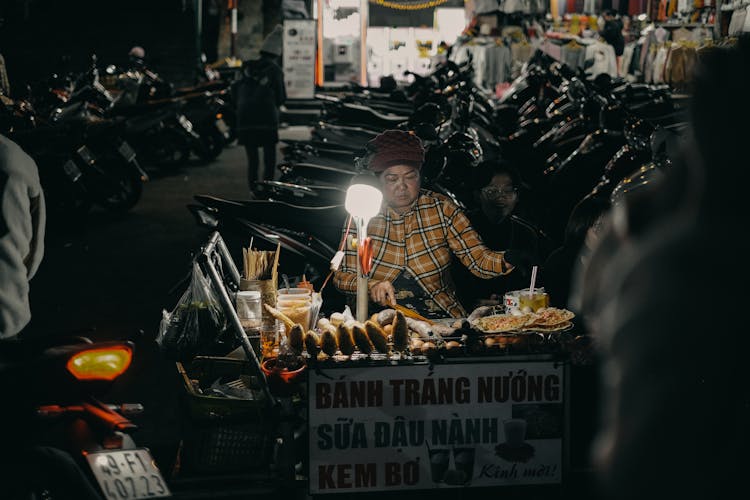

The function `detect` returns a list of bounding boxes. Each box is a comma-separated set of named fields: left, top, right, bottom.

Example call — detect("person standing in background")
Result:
left=600, top=9, right=625, bottom=75
left=453, top=161, right=545, bottom=310
left=233, top=24, right=286, bottom=194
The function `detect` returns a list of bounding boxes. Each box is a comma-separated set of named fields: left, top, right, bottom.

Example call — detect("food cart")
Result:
left=168, top=231, right=585, bottom=496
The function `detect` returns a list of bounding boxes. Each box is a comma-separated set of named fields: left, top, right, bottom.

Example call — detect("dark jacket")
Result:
left=233, top=55, right=286, bottom=133
left=600, top=18, right=625, bottom=57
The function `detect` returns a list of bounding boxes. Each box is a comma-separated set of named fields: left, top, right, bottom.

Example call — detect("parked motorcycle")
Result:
left=4, top=96, right=148, bottom=215
left=0, top=336, right=170, bottom=499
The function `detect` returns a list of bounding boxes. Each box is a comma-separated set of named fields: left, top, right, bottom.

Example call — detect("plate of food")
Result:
left=522, top=307, right=575, bottom=330
left=471, top=313, right=534, bottom=333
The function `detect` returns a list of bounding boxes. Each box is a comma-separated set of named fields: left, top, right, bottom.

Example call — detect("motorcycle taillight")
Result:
left=66, top=345, right=133, bottom=381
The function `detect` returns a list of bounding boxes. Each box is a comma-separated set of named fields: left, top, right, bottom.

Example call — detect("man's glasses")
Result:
left=481, top=186, right=517, bottom=198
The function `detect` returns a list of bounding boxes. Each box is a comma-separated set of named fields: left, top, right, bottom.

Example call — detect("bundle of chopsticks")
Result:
left=242, top=244, right=276, bottom=280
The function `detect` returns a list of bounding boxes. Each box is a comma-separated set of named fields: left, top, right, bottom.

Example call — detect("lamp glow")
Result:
left=344, top=182, right=383, bottom=322
left=345, top=184, right=382, bottom=221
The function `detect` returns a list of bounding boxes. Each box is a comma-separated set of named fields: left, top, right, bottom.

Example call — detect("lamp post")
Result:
left=344, top=182, right=383, bottom=322
left=229, top=0, right=238, bottom=59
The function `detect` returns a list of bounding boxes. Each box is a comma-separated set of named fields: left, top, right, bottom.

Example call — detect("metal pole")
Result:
left=355, top=217, right=369, bottom=322
left=195, top=0, right=203, bottom=68
left=359, top=0, right=368, bottom=86
left=230, top=0, right=238, bottom=59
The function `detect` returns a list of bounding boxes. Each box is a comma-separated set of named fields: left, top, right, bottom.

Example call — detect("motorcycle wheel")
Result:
left=152, top=128, right=192, bottom=168
left=89, top=160, right=143, bottom=214
left=195, top=127, right=225, bottom=162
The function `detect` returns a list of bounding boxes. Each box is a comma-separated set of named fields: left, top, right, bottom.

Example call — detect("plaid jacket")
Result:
left=332, top=190, right=513, bottom=318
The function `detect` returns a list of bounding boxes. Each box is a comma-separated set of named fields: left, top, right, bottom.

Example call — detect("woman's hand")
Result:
left=370, top=281, right=396, bottom=307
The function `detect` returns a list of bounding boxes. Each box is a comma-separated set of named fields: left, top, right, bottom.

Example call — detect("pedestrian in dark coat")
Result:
left=233, top=24, right=286, bottom=192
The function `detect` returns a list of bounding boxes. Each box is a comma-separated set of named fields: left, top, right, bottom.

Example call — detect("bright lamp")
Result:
left=345, top=184, right=382, bottom=222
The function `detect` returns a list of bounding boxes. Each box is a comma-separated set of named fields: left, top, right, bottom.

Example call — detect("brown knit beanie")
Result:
left=366, top=130, right=425, bottom=173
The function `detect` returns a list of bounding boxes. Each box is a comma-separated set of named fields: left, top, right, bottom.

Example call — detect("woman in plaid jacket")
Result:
left=333, top=130, right=523, bottom=319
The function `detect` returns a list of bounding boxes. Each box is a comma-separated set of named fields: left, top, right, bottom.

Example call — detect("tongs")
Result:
left=392, top=303, right=436, bottom=325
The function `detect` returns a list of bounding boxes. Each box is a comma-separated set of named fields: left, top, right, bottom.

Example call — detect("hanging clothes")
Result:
left=652, top=44, right=670, bottom=83
left=667, top=0, right=678, bottom=17
left=503, top=0, right=525, bottom=13
left=483, top=42, right=513, bottom=89
left=511, top=39, right=536, bottom=77
left=561, top=40, right=587, bottom=68
left=629, top=0, right=647, bottom=16
left=728, top=8, right=747, bottom=36
left=643, top=44, right=658, bottom=82
left=584, top=40, right=618, bottom=77
left=474, top=0, right=501, bottom=15
left=665, top=44, right=698, bottom=89
left=620, top=43, right=635, bottom=77
left=672, top=27, right=693, bottom=42
left=654, top=26, right=670, bottom=42
left=658, top=0, right=668, bottom=21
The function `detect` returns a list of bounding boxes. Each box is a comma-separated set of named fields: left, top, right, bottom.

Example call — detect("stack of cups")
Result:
left=276, top=288, right=313, bottom=331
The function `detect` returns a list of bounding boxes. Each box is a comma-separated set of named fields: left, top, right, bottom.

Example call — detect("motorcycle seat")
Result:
left=341, top=102, right=409, bottom=123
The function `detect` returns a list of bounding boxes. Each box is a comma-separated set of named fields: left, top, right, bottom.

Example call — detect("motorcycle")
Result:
left=5, top=97, right=148, bottom=216
left=0, top=336, right=170, bottom=499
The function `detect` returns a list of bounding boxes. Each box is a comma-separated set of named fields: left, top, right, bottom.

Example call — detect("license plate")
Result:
left=118, top=141, right=137, bottom=162
left=63, top=160, right=82, bottom=182
left=216, top=118, right=229, bottom=137
left=86, top=449, right=171, bottom=499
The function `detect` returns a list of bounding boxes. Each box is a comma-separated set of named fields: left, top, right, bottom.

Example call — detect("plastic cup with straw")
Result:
left=519, top=265, right=547, bottom=312
left=528, top=265, right=538, bottom=297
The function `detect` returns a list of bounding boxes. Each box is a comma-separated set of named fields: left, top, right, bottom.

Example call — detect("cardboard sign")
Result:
left=308, top=360, right=565, bottom=494
left=283, top=19, right=316, bottom=99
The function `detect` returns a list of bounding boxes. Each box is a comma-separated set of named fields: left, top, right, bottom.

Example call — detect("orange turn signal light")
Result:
left=216, top=113, right=223, bottom=120
left=66, top=346, right=133, bottom=381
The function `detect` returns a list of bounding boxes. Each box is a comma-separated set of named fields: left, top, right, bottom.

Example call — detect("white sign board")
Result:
left=308, top=360, right=565, bottom=494
left=283, top=19, right=316, bottom=99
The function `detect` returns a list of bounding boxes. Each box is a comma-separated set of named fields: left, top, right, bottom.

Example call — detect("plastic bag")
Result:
left=157, top=262, right=226, bottom=362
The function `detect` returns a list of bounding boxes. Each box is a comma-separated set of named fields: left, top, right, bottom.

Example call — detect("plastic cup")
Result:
left=428, top=449, right=450, bottom=483
left=504, top=418, right=527, bottom=447
left=277, top=287, right=312, bottom=298
left=259, top=321, right=282, bottom=360
left=453, top=448, right=476, bottom=482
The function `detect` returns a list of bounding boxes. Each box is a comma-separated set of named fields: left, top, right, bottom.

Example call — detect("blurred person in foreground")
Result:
left=577, top=36, right=750, bottom=500
left=0, top=134, right=44, bottom=339
left=333, top=130, right=525, bottom=319
left=0, top=137, right=97, bottom=499
left=541, top=194, right=610, bottom=309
